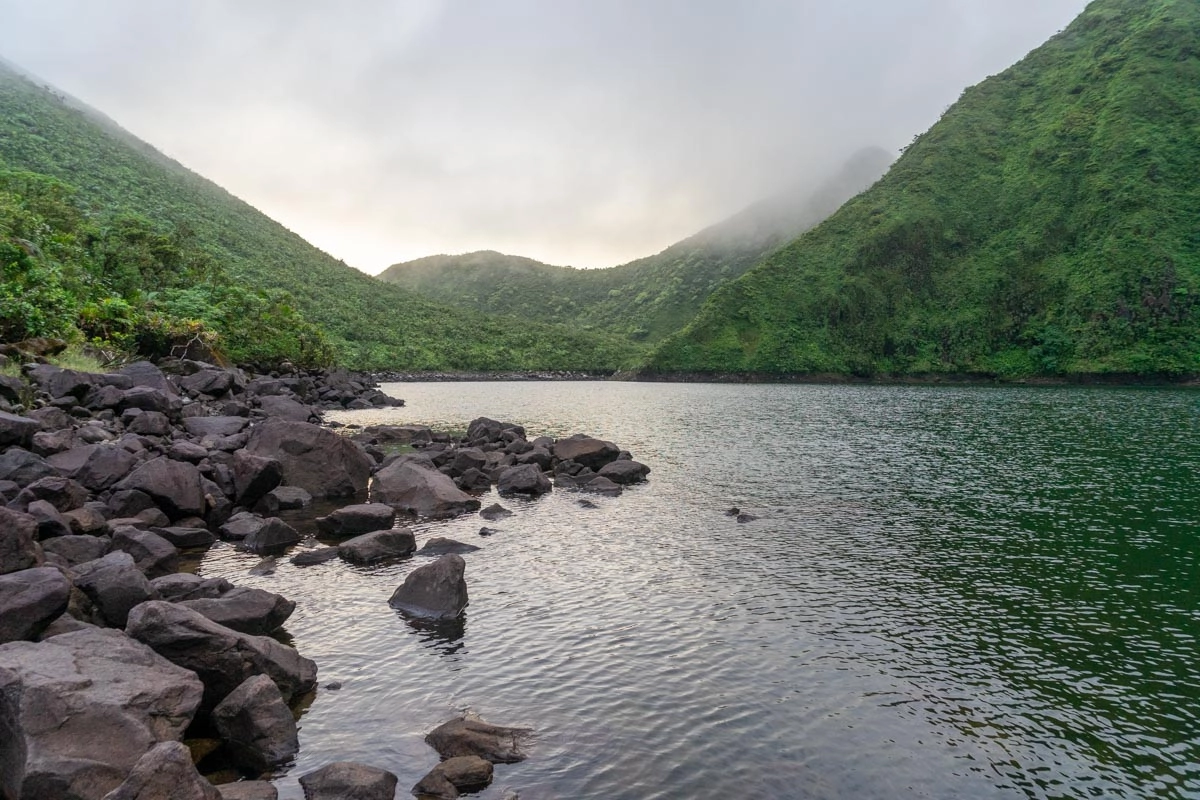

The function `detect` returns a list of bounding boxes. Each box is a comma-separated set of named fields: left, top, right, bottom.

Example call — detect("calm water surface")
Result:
left=199, top=382, right=1200, bottom=799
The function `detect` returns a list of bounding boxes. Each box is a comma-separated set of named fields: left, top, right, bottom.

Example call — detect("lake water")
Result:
left=198, top=381, right=1200, bottom=799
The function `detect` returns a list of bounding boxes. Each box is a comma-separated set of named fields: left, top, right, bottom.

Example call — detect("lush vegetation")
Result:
left=647, top=0, right=1200, bottom=379
left=378, top=148, right=891, bottom=344
left=0, top=63, right=640, bottom=371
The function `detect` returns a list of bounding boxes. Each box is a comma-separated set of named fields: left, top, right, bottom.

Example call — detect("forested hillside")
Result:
left=0, top=61, right=640, bottom=370
left=646, top=0, right=1200, bottom=379
left=379, top=148, right=891, bottom=343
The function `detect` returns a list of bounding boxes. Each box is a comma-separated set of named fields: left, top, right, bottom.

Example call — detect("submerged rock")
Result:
left=211, top=675, right=299, bottom=772
left=388, top=554, right=468, bottom=620
left=416, top=537, right=481, bottom=556
left=425, top=713, right=532, bottom=764
left=337, top=528, right=416, bottom=565
left=478, top=503, right=513, bottom=521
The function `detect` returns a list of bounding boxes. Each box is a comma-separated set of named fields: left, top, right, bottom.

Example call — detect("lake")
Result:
left=198, top=381, right=1200, bottom=799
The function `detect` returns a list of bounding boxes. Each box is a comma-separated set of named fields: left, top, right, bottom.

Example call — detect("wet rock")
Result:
left=249, top=557, right=277, bottom=576
left=0, top=508, right=42, bottom=574
left=577, top=498, right=599, bottom=509
left=496, top=464, right=552, bottom=497
left=100, top=740, right=221, bottom=800
left=580, top=475, right=623, bottom=496
left=178, top=587, right=295, bottom=635
left=0, top=410, right=38, bottom=449
left=219, top=511, right=264, bottom=541
left=736, top=513, right=758, bottom=523
left=723, top=507, right=740, bottom=517
left=388, top=554, right=468, bottom=620
left=114, top=457, right=206, bottom=520
left=478, top=527, right=500, bottom=537
left=416, top=537, right=481, bottom=556
left=231, top=451, right=283, bottom=508
left=597, top=459, right=650, bottom=485
left=298, top=762, right=397, bottom=800
left=425, top=714, right=532, bottom=764
left=337, top=528, right=416, bottom=565
left=553, top=433, right=620, bottom=471
left=238, top=518, right=301, bottom=555
left=0, top=627, right=202, bottom=800
left=290, top=547, right=340, bottom=567
left=110, top=528, right=180, bottom=579
left=0, top=567, right=70, bottom=643
left=245, top=420, right=371, bottom=498
left=49, top=444, right=138, bottom=491
left=372, top=457, right=481, bottom=519
left=454, top=467, right=492, bottom=493
left=211, top=675, right=299, bottom=772
left=414, top=755, right=494, bottom=799
left=315, top=503, right=395, bottom=538
left=125, top=600, right=317, bottom=707
left=261, top=485, right=311, bottom=511
left=151, top=574, right=233, bottom=601
left=478, top=503, right=513, bottom=521
left=74, top=551, right=159, bottom=627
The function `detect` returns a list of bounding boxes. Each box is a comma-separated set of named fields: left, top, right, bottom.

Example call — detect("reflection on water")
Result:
left=199, top=382, right=1200, bottom=799
left=399, top=612, right=468, bottom=658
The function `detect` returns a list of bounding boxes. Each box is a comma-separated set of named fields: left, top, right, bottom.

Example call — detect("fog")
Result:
left=0, top=0, right=1088, bottom=271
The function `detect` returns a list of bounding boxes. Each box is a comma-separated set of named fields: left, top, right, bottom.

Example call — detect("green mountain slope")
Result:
left=378, top=148, right=892, bottom=343
left=0, top=61, right=640, bottom=370
left=646, top=0, right=1200, bottom=379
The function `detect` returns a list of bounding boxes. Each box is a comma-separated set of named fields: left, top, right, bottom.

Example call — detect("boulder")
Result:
left=0, top=508, right=42, bottom=574
left=231, top=451, right=282, bottom=508
left=0, top=665, right=24, bottom=800
left=337, top=528, right=416, bottom=565
left=465, top=417, right=524, bottom=445
left=596, top=459, right=651, bottom=485
left=496, top=464, right=552, bottom=497
left=219, top=511, right=264, bottom=541
left=177, top=587, right=295, bottom=635
left=215, top=782, right=277, bottom=800
left=388, top=554, right=468, bottom=620
left=0, top=627, right=202, bottom=800
left=454, top=468, right=492, bottom=493
left=63, top=505, right=110, bottom=536
left=238, top=518, right=301, bottom=555
left=244, top=420, right=371, bottom=498
left=119, top=362, right=176, bottom=395
left=179, top=369, right=236, bottom=397
left=40, top=535, right=108, bottom=567
left=553, top=434, right=620, bottom=471
left=261, top=486, right=311, bottom=511
left=413, top=755, right=493, bottom=799
left=125, top=600, right=317, bottom=707
left=110, top=528, right=180, bottom=579
left=478, top=503, right=513, bottom=521
left=449, top=447, right=487, bottom=476
left=31, top=429, right=76, bottom=457
left=48, top=445, right=138, bottom=492
left=211, top=675, right=299, bottom=772
left=0, top=411, right=39, bottom=449
left=290, top=547, right=340, bottom=567
left=415, top=537, right=480, bottom=556
left=100, top=741, right=221, bottom=800
left=27, top=499, right=72, bottom=539
left=116, top=387, right=178, bottom=417
left=126, top=411, right=171, bottom=437
left=73, top=552, right=159, bottom=628
left=0, top=447, right=56, bottom=485
left=372, top=457, right=481, bottom=520
left=114, top=457, right=206, bottom=520
left=150, top=526, right=216, bottom=549
left=424, top=713, right=532, bottom=763
left=182, top=416, right=249, bottom=438
left=0, top=567, right=70, bottom=643
left=166, top=441, right=209, bottom=464
left=297, top=762, right=397, bottom=800
left=315, top=503, right=394, bottom=538
left=255, top=395, right=314, bottom=422
left=150, top=574, right=232, bottom=602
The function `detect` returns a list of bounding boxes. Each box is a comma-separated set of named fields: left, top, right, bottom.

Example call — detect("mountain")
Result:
left=378, top=147, right=892, bottom=343
left=0, top=61, right=640, bottom=371
left=646, top=0, right=1200, bottom=379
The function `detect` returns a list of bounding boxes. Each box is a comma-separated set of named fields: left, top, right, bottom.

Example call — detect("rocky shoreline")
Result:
left=0, top=357, right=649, bottom=800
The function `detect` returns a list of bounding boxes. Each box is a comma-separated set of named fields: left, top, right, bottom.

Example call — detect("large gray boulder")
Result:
left=337, top=529, right=415, bottom=565
left=388, top=554, right=468, bottom=620
left=238, top=518, right=301, bottom=555
left=255, top=395, right=313, bottom=422
left=99, top=741, right=220, bottom=800
left=0, top=628, right=203, bottom=800
left=495, top=464, right=551, bottom=497
left=73, top=552, right=159, bottom=628
left=372, top=457, right=480, bottom=519
left=47, top=445, right=138, bottom=492
left=297, top=762, right=397, bottom=800
left=211, top=675, right=298, bottom=772
left=231, top=451, right=282, bottom=508
left=314, top=503, right=394, bottom=538
left=110, top=528, right=179, bottom=579
left=244, top=420, right=371, bottom=498
left=0, top=508, right=42, bottom=575
left=125, top=601, right=317, bottom=707
left=597, top=459, right=651, bottom=485
left=0, top=411, right=39, bottom=449
left=424, top=713, right=532, bottom=763
left=0, top=567, right=70, bottom=643
left=40, top=535, right=108, bottom=567
left=177, top=587, right=295, bottom=635
left=182, top=416, right=248, bottom=438
left=113, top=458, right=206, bottom=520
left=553, top=434, right=620, bottom=471
left=0, top=448, right=56, bottom=486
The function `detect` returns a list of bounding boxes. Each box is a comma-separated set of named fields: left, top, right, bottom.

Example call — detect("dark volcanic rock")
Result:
left=47, top=444, right=138, bottom=492
left=478, top=503, right=513, bottom=521
left=231, top=450, right=283, bottom=507
left=0, top=411, right=39, bottom=449
left=388, top=554, right=468, bottom=620
left=211, top=674, right=299, bottom=772
left=496, top=464, right=552, bottom=497
left=40, top=534, right=109, bottom=567
left=597, top=459, right=651, bottom=485
left=150, top=574, right=233, bottom=601
left=74, top=551, right=158, bottom=628
left=416, top=537, right=481, bottom=556
left=0, top=627, right=202, bottom=800
left=336, top=528, right=416, bottom=565
left=114, top=457, right=206, bottom=520
left=425, top=714, right=533, bottom=764
left=256, top=395, right=314, bottom=422
left=0, top=567, right=70, bottom=643
left=178, top=587, right=295, bottom=635
left=239, top=518, right=301, bottom=555
left=412, top=755, right=494, bottom=799
left=101, top=740, right=221, bottom=800
left=372, top=457, right=480, bottom=519
left=110, top=527, right=180, bottom=579
left=315, top=503, right=395, bottom=538
left=125, top=600, right=317, bottom=707
left=182, top=416, right=249, bottom=438
left=215, top=781, right=277, bottom=800
left=553, top=433, right=620, bottom=471
left=290, top=547, right=340, bottom=567
left=219, top=511, right=264, bottom=541
left=150, top=526, right=216, bottom=549
left=0, top=508, right=42, bottom=574
left=0, top=447, right=56, bottom=485
left=244, top=419, right=371, bottom=498
left=298, top=762, right=398, bottom=800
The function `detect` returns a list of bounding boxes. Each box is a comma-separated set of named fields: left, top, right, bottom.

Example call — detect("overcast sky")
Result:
left=0, top=1, right=1088, bottom=272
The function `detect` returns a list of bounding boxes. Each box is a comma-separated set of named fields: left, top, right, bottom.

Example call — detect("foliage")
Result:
left=377, top=149, right=892, bottom=345
left=0, top=65, right=641, bottom=371
left=645, top=0, right=1200, bottom=378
